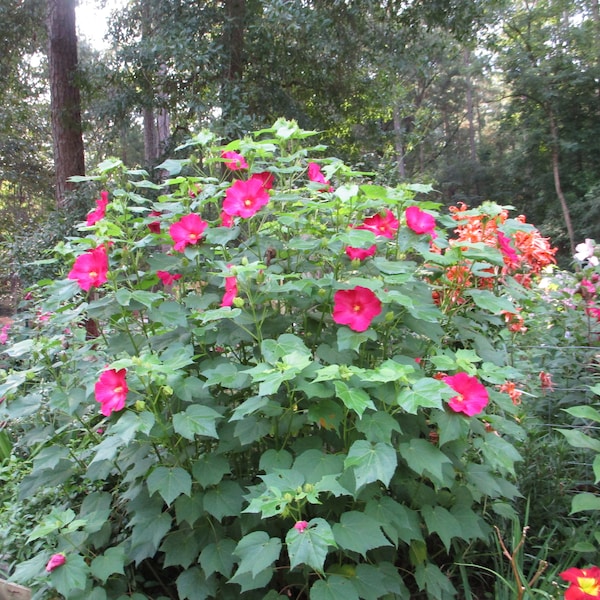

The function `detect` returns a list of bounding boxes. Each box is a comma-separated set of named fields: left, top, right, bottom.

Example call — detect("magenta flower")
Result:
left=405, top=206, right=436, bottom=238
left=220, top=210, right=234, bottom=227
left=361, top=210, right=399, bottom=239
left=308, top=162, right=328, bottom=185
left=443, top=372, right=489, bottom=416
left=95, top=368, right=128, bottom=417
left=333, top=286, right=382, bottom=332
left=223, top=175, right=270, bottom=218
left=0, top=323, right=10, bottom=344
left=497, top=231, right=519, bottom=266
left=221, top=150, right=248, bottom=170
left=157, top=271, right=182, bottom=286
left=45, top=553, right=66, bottom=572
left=221, top=269, right=238, bottom=307
left=345, top=245, right=376, bottom=261
left=294, top=520, right=309, bottom=533
left=169, top=214, right=208, bottom=252
left=254, top=171, right=275, bottom=190
left=68, top=246, right=109, bottom=291
left=86, top=190, right=109, bottom=226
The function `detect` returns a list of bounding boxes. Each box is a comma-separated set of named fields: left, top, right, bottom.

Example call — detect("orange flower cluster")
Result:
left=447, top=203, right=556, bottom=286
left=431, top=203, right=556, bottom=313
left=498, top=381, right=523, bottom=405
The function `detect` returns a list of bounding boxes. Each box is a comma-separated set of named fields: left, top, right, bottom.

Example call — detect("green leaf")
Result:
left=310, top=576, right=359, bottom=600
left=286, top=518, right=336, bottom=573
left=173, top=405, right=221, bottom=440
left=354, top=562, right=410, bottom=599
left=50, top=553, right=89, bottom=596
left=475, top=433, right=523, bottom=475
left=199, top=539, right=237, bottom=577
left=398, top=439, right=453, bottom=489
left=464, top=289, right=516, bottom=313
left=192, top=454, right=230, bottom=487
left=233, top=531, right=282, bottom=577
left=160, top=524, right=202, bottom=568
left=203, top=480, right=243, bottom=521
left=563, top=405, right=600, bottom=423
left=147, top=466, right=192, bottom=506
left=365, top=496, right=423, bottom=545
left=344, top=440, right=397, bottom=490
left=332, top=511, right=391, bottom=556
left=176, top=567, right=216, bottom=600
left=556, top=428, right=600, bottom=452
left=422, top=505, right=464, bottom=551
left=336, top=327, right=377, bottom=352
left=333, top=380, right=375, bottom=417
left=570, top=492, right=600, bottom=514
left=90, top=546, right=126, bottom=583
left=396, top=378, right=449, bottom=414
left=355, top=411, right=402, bottom=443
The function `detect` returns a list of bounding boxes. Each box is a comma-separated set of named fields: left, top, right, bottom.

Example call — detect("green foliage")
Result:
left=0, top=120, right=562, bottom=598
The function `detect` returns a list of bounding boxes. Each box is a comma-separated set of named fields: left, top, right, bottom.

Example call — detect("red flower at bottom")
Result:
left=294, top=520, right=309, bottom=533
left=332, top=286, right=382, bottom=332
left=560, top=566, right=600, bottom=600
left=443, top=372, right=489, bottom=416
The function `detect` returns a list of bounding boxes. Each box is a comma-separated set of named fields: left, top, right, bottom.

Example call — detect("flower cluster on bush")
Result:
left=0, top=119, right=580, bottom=600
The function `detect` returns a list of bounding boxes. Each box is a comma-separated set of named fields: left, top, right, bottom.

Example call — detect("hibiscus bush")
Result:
left=0, top=119, right=567, bottom=599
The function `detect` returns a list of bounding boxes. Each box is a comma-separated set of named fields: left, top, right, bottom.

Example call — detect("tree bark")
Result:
left=47, top=0, right=85, bottom=208
left=548, top=108, right=576, bottom=255
left=393, top=104, right=407, bottom=179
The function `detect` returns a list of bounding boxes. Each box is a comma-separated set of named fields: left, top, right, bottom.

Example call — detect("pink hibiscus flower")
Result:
left=157, top=271, right=182, bottom=286
left=95, top=368, right=128, bottom=417
left=443, top=372, right=489, bottom=416
left=223, top=174, right=270, bottom=218
left=221, top=150, right=248, bottom=171
left=405, top=206, right=437, bottom=238
left=45, top=553, right=66, bottom=572
left=86, top=190, right=109, bottom=226
left=332, top=286, right=382, bottom=332
left=169, top=214, right=208, bottom=252
left=221, top=269, right=238, bottom=307
left=361, top=210, right=399, bottom=239
left=254, top=171, right=275, bottom=190
left=68, top=246, right=109, bottom=291
left=345, top=245, right=377, bottom=261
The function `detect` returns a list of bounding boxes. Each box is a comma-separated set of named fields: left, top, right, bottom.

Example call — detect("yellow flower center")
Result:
left=454, top=393, right=464, bottom=403
left=89, top=271, right=97, bottom=278
left=114, top=386, right=123, bottom=394
left=578, top=577, right=600, bottom=595
left=353, top=303, right=362, bottom=312
left=189, top=233, right=198, bottom=241
left=244, top=198, right=253, bottom=207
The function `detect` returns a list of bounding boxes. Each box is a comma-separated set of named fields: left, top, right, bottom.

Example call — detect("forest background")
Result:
left=2, top=0, right=600, bottom=301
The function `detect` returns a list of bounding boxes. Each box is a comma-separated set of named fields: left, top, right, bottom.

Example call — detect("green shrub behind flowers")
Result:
left=0, top=120, right=554, bottom=599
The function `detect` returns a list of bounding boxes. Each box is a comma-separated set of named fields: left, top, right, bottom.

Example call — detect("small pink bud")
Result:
left=294, top=520, right=309, bottom=533
left=45, top=553, right=66, bottom=572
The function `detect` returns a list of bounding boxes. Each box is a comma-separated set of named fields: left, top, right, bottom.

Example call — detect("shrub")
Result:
left=0, top=119, right=558, bottom=599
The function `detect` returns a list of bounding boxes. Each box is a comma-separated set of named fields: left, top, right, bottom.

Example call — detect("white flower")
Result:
left=574, top=238, right=599, bottom=265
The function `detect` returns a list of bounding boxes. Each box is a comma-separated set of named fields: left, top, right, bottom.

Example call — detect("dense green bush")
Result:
left=0, top=120, right=585, bottom=600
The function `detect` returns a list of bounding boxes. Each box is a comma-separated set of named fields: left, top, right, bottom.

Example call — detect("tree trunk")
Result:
left=143, top=107, right=158, bottom=165
left=548, top=108, right=576, bottom=255
left=47, top=0, right=85, bottom=208
left=393, top=104, right=407, bottom=179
